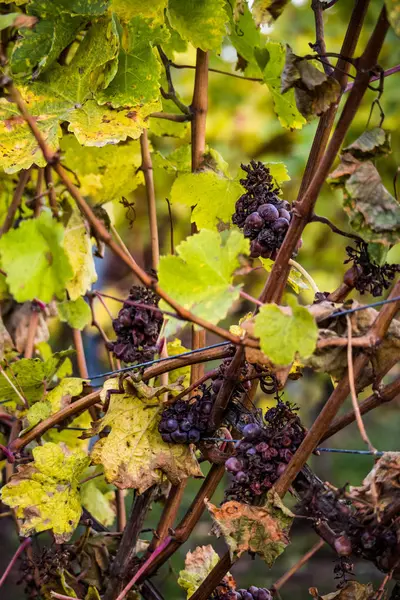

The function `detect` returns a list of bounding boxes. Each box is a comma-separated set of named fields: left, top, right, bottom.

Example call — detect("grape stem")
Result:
left=140, top=129, right=160, bottom=272
left=288, top=259, right=320, bottom=295
left=0, top=169, right=31, bottom=236
left=0, top=537, right=32, bottom=589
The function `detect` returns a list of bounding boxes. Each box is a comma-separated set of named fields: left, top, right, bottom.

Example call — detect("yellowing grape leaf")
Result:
left=0, top=211, right=73, bottom=303
left=386, top=0, right=400, bottom=36
left=57, top=297, right=92, bottom=330
left=262, top=41, right=306, bottom=130
left=67, top=99, right=159, bottom=146
left=1, top=442, right=90, bottom=542
left=167, top=0, right=228, bottom=52
left=178, top=545, right=221, bottom=598
left=60, top=136, right=143, bottom=203
left=158, top=229, right=250, bottom=336
left=63, top=208, right=97, bottom=301
left=109, top=0, right=167, bottom=22
left=253, top=295, right=318, bottom=365
left=170, top=171, right=243, bottom=230
left=207, top=492, right=293, bottom=565
left=90, top=378, right=203, bottom=492
left=80, top=466, right=115, bottom=527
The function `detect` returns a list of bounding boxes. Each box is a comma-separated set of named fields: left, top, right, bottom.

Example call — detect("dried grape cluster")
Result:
left=232, top=161, right=298, bottom=259
left=159, top=358, right=253, bottom=445
left=344, top=242, right=400, bottom=297
left=225, top=401, right=306, bottom=503
left=212, top=586, right=272, bottom=600
left=108, top=285, right=163, bottom=364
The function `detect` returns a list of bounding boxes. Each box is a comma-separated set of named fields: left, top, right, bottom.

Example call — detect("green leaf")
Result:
left=109, top=0, right=167, bottom=23
left=1, top=442, right=90, bottom=542
left=229, top=3, right=261, bottom=75
left=0, top=212, right=73, bottom=303
left=53, top=0, right=110, bottom=15
left=60, top=135, right=143, bottom=202
left=158, top=229, right=250, bottom=336
left=10, top=3, right=86, bottom=77
left=42, top=349, right=76, bottom=383
left=178, top=545, right=220, bottom=598
left=254, top=295, right=318, bottom=365
left=252, top=0, right=290, bottom=24
left=63, top=208, right=97, bottom=300
left=264, top=162, right=291, bottom=187
left=262, top=41, right=306, bottom=130
left=96, top=16, right=164, bottom=108
left=167, top=0, right=229, bottom=52
left=207, top=491, right=293, bottom=565
left=57, top=297, right=92, bottom=330
left=329, top=153, right=400, bottom=246
left=385, top=0, right=400, bottom=36
left=170, top=171, right=243, bottom=230
left=153, top=144, right=192, bottom=174
left=90, top=378, right=203, bottom=492
left=80, top=467, right=115, bottom=527
left=24, top=400, right=52, bottom=429
left=85, top=587, right=102, bottom=600
left=0, top=13, right=31, bottom=31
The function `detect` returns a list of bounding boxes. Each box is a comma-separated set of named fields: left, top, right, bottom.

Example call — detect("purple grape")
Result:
left=258, top=590, right=272, bottom=600
left=165, top=418, right=178, bottom=432
left=162, top=433, right=172, bottom=443
left=260, top=249, right=272, bottom=259
left=236, top=471, right=249, bottom=484
left=249, top=586, right=259, bottom=596
left=250, top=239, right=262, bottom=258
left=171, top=430, right=188, bottom=443
left=188, top=429, right=200, bottom=443
left=272, top=217, right=289, bottom=232
left=225, top=457, right=243, bottom=473
left=242, top=423, right=262, bottom=441
left=281, top=200, right=290, bottom=210
left=279, top=208, right=291, bottom=221
left=277, top=462, right=287, bottom=476
left=245, top=212, right=264, bottom=230
left=212, top=379, right=223, bottom=393
left=201, top=402, right=213, bottom=415
left=257, top=203, right=279, bottom=222
left=180, top=420, right=191, bottom=432
left=246, top=447, right=257, bottom=456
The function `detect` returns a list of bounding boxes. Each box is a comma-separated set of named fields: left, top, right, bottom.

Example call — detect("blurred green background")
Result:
left=1, top=0, right=400, bottom=598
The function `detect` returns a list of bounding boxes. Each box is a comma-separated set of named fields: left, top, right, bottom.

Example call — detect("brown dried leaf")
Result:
left=349, top=452, right=400, bottom=516
left=304, top=301, right=400, bottom=390
left=281, top=45, right=341, bottom=119
left=309, top=581, right=375, bottom=600
left=207, top=492, right=293, bottom=565
left=343, top=127, right=391, bottom=160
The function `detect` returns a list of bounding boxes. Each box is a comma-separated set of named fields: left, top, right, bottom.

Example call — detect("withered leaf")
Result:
left=349, top=452, right=400, bottom=516
left=207, top=492, right=293, bottom=565
left=309, top=581, right=375, bottom=600
left=281, top=45, right=341, bottom=119
left=343, top=127, right=391, bottom=160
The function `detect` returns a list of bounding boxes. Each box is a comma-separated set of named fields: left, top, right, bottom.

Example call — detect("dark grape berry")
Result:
left=344, top=241, right=400, bottom=297
left=225, top=401, right=306, bottom=504
left=232, top=161, right=296, bottom=259
left=108, top=286, right=162, bottom=364
left=257, top=203, right=279, bottom=222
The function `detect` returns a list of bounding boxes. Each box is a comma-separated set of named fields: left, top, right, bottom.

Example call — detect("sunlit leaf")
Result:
left=0, top=212, right=73, bottom=303
left=63, top=208, right=97, bottom=301
left=1, top=442, right=90, bottom=542
left=178, top=546, right=221, bottom=598
left=57, top=297, right=92, bottom=330
left=90, top=378, right=202, bottom=492
left=158, top=229, right=250, bottom=336
left=167, top=0, right=229, bottom=52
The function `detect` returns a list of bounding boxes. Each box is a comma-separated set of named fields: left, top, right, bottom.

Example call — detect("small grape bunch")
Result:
left=108, top=285, right=163, bottom=364
left=232, top=160, right=300, bottom=259
left=158, top=384, right=214, bottom=444
left=211, top=357, right=253, bottom=400
left=225, top=401, right=306, bottom=503
left=212, top=586, right=272, bottom=600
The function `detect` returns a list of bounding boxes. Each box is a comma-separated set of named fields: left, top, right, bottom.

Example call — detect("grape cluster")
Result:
left=108, top=286, right=163, bottom=364
left=159, top=357, right=253, bottom=446
left=232, top=161, right=298, bottom=259
left=158, top=384, right=214, bottom=444
left=212, top=586, right=272, bottom=600
left=225, top=401, right=306, bottom=503
left=344, top=242, right=400, bottom=297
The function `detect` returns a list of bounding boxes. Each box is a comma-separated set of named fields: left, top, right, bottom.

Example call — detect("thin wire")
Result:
left=330, top=296, right=400, bottom=319
left=203, top=439, right=387, bottom=456
left=88, top=341, right=231, bottom=380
